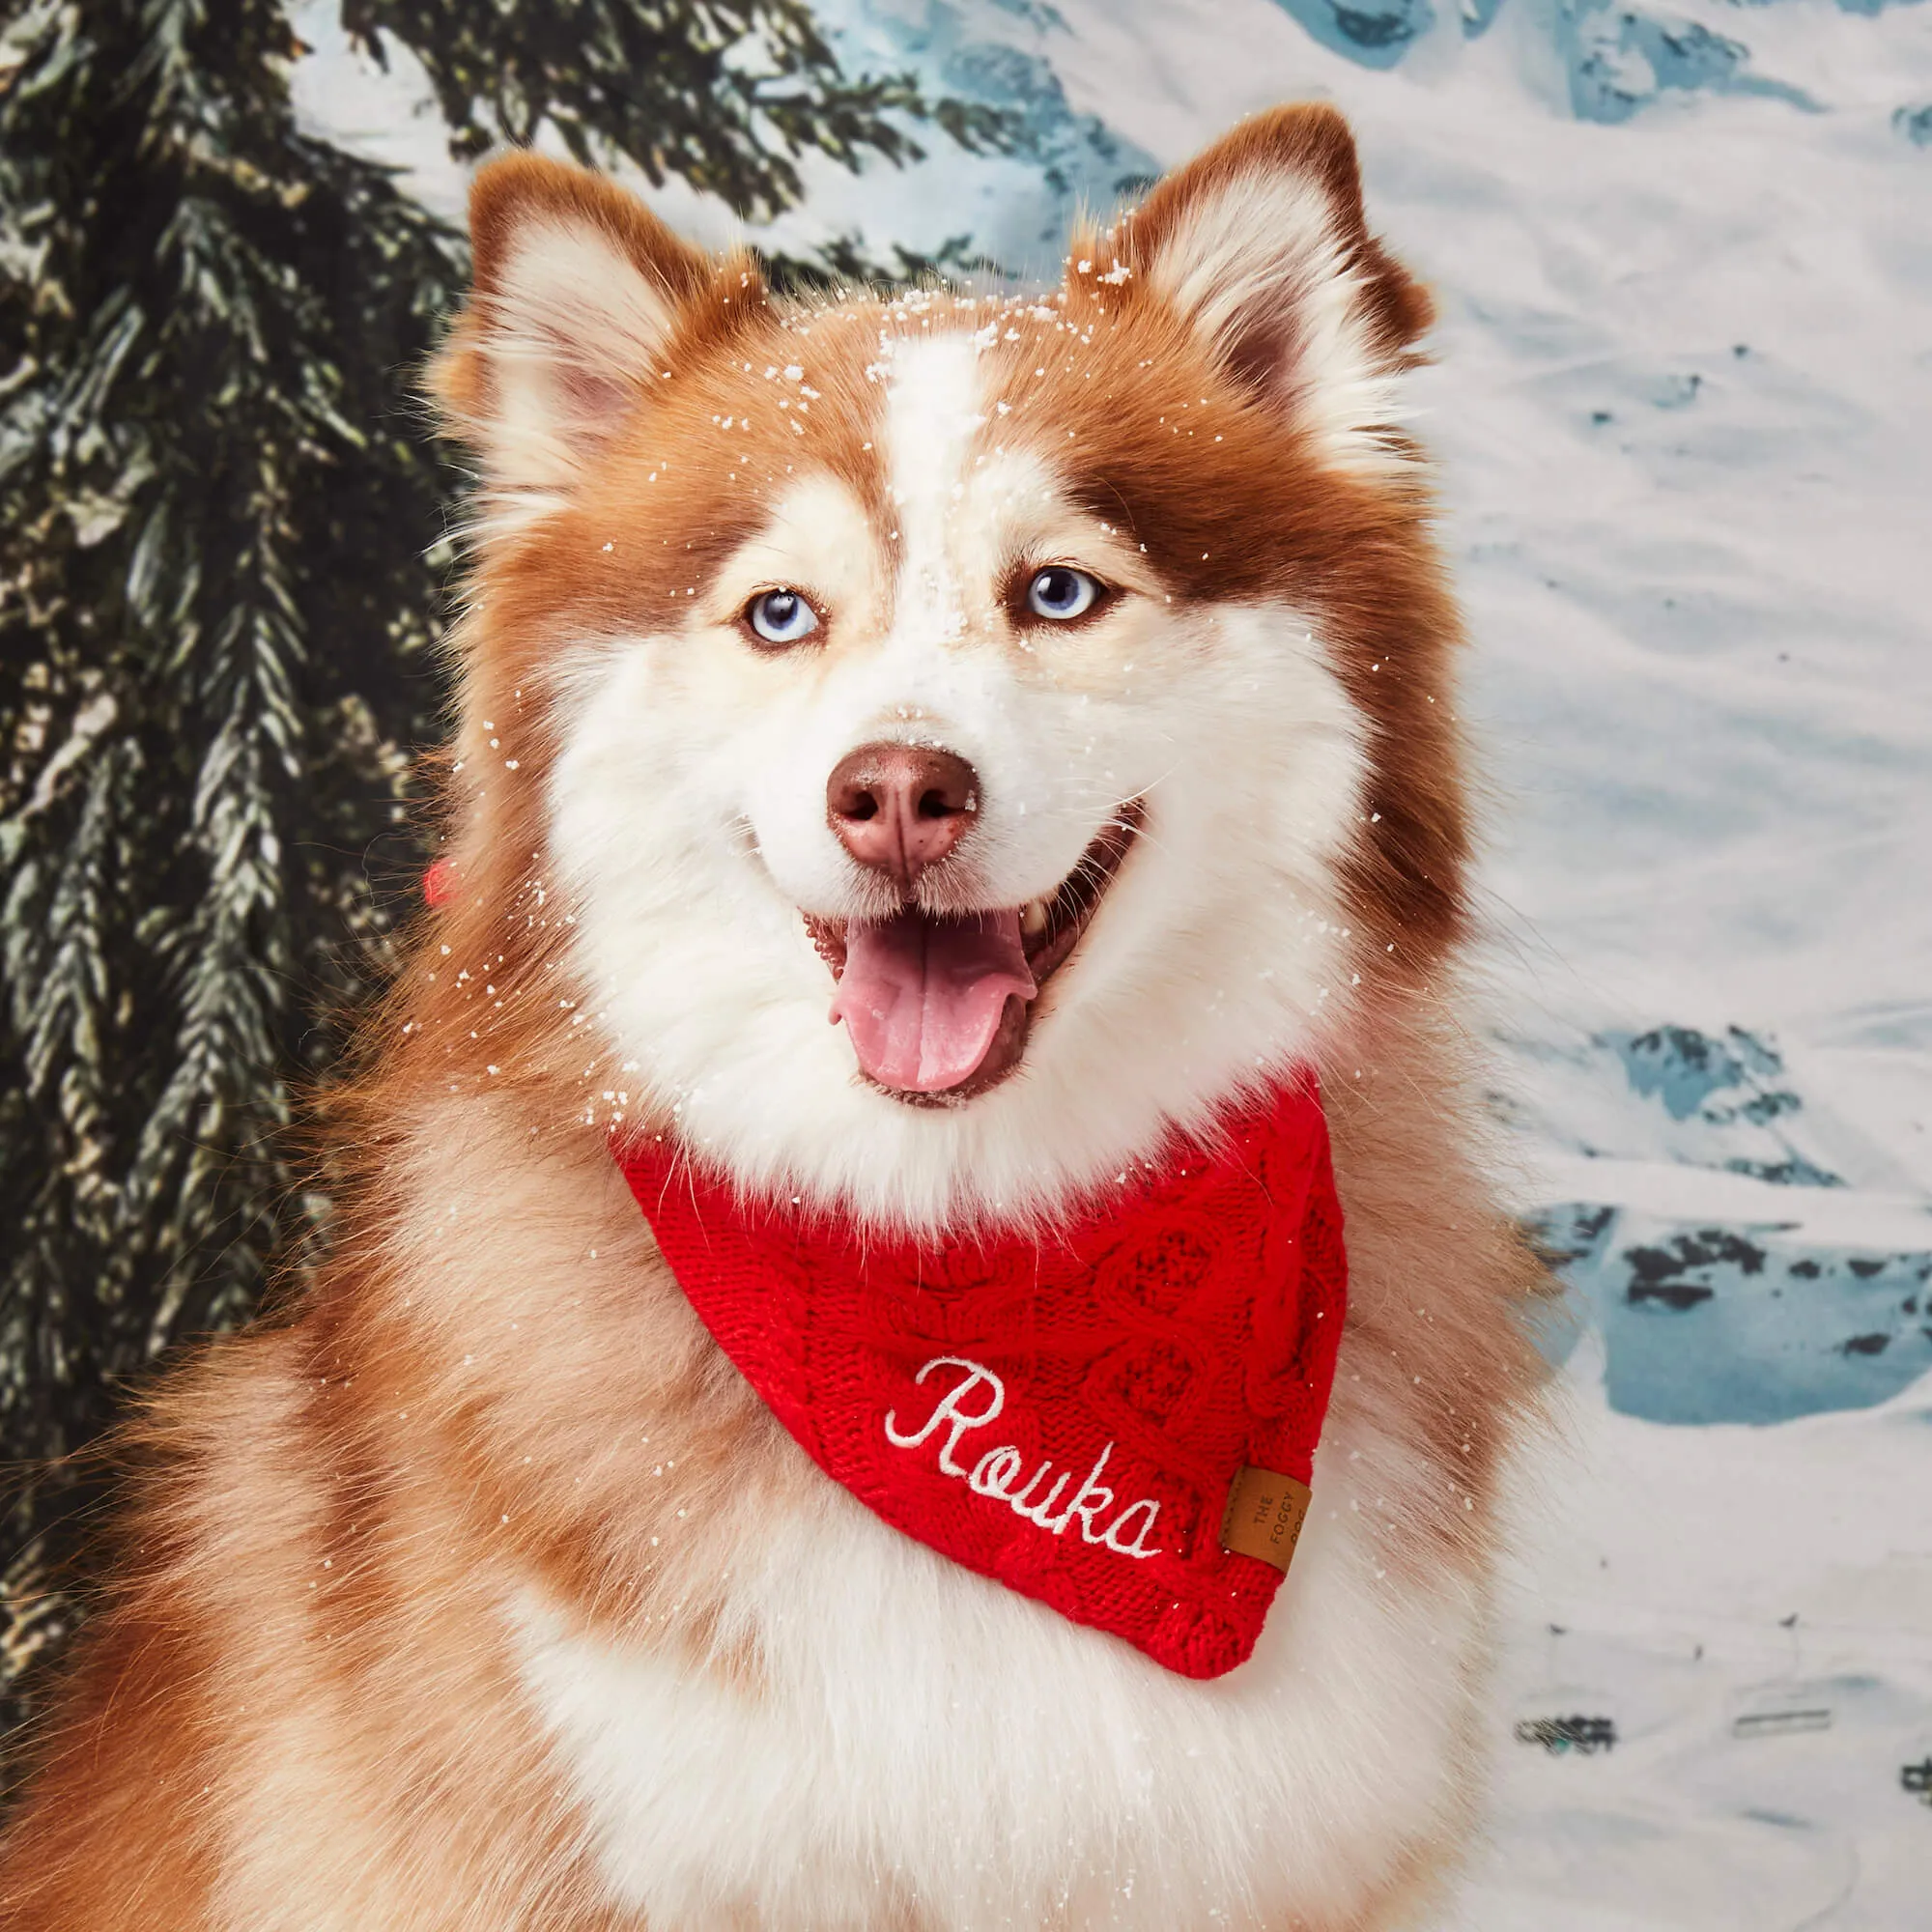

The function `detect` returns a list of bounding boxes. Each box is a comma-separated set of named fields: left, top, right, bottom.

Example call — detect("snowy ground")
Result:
left=297, top=3, right=1932, bottom=1918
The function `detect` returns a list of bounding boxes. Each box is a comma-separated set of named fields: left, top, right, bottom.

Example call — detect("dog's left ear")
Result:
left=1100, top=103, right=1433, bottom=475
left=433, top=151, right=756, bottom=515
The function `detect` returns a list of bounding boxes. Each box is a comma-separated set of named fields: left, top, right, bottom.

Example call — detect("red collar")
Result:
left=616, top=1075, right=1347, bottom=1679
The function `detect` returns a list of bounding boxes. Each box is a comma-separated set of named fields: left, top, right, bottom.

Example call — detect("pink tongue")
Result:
left=830, top=909, right=1037, bottom=1094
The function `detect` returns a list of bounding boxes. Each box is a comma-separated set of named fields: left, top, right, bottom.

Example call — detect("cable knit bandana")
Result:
left=615, top=1075, right=1348, bottom=1679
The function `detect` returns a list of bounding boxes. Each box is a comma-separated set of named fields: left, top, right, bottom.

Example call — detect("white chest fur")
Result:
left=509, top=1406, right=1483, bottom=1932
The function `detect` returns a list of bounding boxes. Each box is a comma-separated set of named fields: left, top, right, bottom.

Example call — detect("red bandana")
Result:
left=616, top=1075, right=1347, bottom=1679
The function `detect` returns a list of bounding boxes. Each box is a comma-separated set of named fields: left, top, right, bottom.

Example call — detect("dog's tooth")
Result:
left=1022, top=899, right=1049, bottom=936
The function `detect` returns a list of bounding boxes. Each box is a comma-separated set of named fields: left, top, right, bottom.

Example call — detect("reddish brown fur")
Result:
left=0, top=105, right=1547, bottom=1928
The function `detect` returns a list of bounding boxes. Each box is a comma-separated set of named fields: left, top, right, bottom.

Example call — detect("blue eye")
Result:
left=746, top=587, right=819, bottom=645
left=1025, top=566, right=1100, bottom=622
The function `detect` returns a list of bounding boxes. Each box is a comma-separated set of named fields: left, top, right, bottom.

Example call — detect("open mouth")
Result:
left=804, top=800, right=1146, bottom=1104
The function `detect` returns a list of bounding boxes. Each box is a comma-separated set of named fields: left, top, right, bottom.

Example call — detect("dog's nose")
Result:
left=827, top=742, right=979, bottom=891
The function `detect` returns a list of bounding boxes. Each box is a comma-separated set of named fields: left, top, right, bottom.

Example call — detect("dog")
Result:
left=0, top=103, right=1545, bottom=1930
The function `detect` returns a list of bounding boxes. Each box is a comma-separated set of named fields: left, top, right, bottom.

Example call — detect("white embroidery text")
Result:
left=883, top=1355, right=1164, bottom=1559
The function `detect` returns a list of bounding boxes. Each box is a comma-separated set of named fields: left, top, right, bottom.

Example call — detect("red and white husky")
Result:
left=0, top=105, right=1544, bottom=1930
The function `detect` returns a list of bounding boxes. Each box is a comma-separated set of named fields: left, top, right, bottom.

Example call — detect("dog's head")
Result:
left=428, top=105, right=1466, bottom=1230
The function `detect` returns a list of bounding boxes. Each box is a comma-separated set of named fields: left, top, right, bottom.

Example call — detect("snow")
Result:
left=292, top=2, right=1932, bottom=1917
left=1453, top=1341, right=1932, bottom=1929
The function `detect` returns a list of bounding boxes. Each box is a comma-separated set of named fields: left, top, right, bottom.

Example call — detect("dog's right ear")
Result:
left=1103, top=103, right=1433, bottom=479
left=432, top=152, right=717, bottom=508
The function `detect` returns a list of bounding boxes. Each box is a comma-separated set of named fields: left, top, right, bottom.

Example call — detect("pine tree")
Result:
left=0, top=0, right=993, bottom=1747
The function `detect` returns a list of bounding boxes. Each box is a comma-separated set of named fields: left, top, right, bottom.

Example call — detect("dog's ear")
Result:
left=433, top=152, right=737, bottom=506
left=1101, top=104, right=1434, bottom=475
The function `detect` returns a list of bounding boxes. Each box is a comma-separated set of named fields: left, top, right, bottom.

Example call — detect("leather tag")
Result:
left=1219, top=1464, right=1313, bottom=1573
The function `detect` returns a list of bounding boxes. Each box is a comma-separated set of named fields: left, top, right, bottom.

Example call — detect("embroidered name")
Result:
left=882, top=1355, right=1163, bottom=1559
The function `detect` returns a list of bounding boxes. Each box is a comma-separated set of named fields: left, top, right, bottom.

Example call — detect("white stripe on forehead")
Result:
left=881, top=330, right=986, bottom=642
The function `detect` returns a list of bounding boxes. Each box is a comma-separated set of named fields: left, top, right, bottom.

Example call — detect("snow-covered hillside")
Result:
left=295, top=3, right=1932, bottom=1918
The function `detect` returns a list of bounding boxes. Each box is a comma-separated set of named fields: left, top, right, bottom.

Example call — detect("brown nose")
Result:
left=826, top=741, right=980, bottom=892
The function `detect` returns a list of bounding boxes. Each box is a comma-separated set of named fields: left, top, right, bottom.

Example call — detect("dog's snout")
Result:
left=827, top=742, right=979, bottom=892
